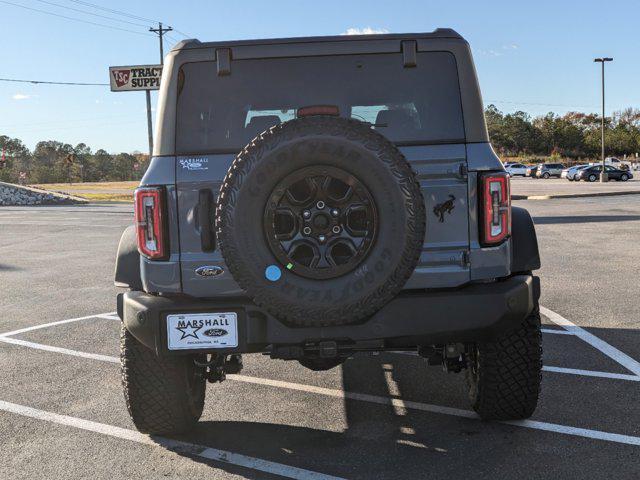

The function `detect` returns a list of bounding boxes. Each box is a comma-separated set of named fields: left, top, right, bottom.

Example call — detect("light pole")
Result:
left=594, top=57, right=613, bottom=182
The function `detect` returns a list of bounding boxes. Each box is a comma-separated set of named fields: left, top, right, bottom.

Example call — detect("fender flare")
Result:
left=511, top=206, right=541, bottom=274
left=114, top=225, right=142, bottom=290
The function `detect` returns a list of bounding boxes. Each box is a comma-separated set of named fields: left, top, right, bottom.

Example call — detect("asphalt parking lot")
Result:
left=510, top=174, right=640, bottom=199
left=1, top=196, right=639, bottom=479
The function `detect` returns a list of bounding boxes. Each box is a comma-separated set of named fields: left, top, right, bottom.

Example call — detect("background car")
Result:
left=536, top=163, right=565, bottom=178
left=526, top=164, right=541, bottom=178
left=561, top=164, right=589, bottom=181
left=505, top=162, right=528, bottom=176
left=576, top=165, right=633, bottom=182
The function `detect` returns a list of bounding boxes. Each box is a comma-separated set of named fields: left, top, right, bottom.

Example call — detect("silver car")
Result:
left=536, top=163, right=565, bottom=178
left=561, top=164, right=588, bottom=181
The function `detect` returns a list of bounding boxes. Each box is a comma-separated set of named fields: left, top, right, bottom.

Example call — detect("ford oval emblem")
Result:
left=195, top=266, right=224, bottom=277
left=203, top=328, right=227, bottom=337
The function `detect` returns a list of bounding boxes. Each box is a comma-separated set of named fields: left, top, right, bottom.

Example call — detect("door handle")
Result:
left=198, top=189, right=216, bottom=251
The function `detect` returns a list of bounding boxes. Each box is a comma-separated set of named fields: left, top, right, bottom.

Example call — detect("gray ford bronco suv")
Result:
left=115, top=29, right=542, bottom=435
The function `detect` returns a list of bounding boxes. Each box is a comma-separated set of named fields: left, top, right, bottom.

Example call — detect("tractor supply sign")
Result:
left=109, top=64, right=163, bottom=91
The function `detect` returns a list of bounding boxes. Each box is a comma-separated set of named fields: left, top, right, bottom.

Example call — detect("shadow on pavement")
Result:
left=0, top=263, right=22, bottom=272
left=150, top=336, right=640, bottom=479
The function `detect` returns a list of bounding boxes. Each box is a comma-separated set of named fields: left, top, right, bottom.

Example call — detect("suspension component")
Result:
left=194, top=354, right=243, bottom=383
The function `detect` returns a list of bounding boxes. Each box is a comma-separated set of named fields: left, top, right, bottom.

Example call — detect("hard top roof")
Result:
left=171, top=28, right=463, bottom=51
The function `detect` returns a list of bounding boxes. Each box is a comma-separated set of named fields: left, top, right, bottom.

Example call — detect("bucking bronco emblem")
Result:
left=433, top=194, right=456, bottom=223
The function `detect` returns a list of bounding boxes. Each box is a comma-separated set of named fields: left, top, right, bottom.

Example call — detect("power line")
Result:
left=1, top=118, right=146, bottom=135
left=68, top=0, right=194, bottom=38
left=67, top=0, right=159, bottom=24
left=34, top=0, right=150, bottom=28
left=0, top=113, right=143, bottom=129
left=0, top=0, right=153, bottom=36
left=172, top=28, right=194, bottom=39
left=0, top=77, right=107, bottom=86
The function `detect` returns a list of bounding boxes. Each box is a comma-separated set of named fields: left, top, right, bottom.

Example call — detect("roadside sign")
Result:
left=109, top=65, right=163, bottom=92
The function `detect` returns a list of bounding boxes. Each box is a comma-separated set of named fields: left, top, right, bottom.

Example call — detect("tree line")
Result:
left=486, top=105, right=640, bottom=161
left=2, top=107, right=640, bottom=184
left=0, top=136, right=149, bottom=184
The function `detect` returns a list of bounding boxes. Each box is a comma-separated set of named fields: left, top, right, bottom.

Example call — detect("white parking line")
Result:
left=0, top=400, right=343, bottom=480
left=0, top=337, right=120, bottom=364
left=2, top=337, right=640, bottom=448
left=543, top=366, right=640, bottom=382
left=0, top=312, right=117, bottom=338
left=390, top=351, right=639, bottom=383
left=541, top=306, right=640, bottom=377
left=541, top=328, right=573, bottom=335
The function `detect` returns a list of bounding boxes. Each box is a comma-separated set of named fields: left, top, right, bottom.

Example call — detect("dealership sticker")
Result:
left=167, top=312, right=238, bottom=350
left=178, top=157, right=209, bottom=171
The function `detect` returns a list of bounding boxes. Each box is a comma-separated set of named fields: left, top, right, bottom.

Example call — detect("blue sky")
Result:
left=1, top=0, right=638, bottom=153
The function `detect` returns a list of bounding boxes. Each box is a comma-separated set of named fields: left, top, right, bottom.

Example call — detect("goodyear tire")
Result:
left=216, top=116, right=425, bottom=327
left=465, top=307, right=542, bottom=420
left=120, top=325, right=206, bottom=434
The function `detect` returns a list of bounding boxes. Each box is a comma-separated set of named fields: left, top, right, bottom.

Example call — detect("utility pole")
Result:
left=145, top=22, right=173, bottom=157
left=594, top=57, right=613, bottom=182
left=150, top=22, right=173, bottom=64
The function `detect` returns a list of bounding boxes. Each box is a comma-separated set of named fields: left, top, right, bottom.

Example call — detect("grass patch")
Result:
left=76, top=193, right=133, bottom=202
left=32, top=181, right=138, bottom=192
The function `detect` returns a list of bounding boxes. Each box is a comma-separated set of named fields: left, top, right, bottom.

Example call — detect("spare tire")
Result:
left=216, top=116, right=425, bottom=327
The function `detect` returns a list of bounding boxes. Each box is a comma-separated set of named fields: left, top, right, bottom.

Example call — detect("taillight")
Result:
left=134, top=187, right=167, bottom=259
left=480, top=172, right=511, bottom=245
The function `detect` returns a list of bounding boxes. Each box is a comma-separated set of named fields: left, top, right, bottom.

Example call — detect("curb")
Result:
left=512, top=190, right=640, bottom=201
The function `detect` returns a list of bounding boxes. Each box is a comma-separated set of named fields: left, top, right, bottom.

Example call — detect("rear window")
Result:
left=176, top=52, right=464, bottom=153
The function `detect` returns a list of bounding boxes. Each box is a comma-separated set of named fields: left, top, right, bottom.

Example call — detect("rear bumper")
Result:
left=118, top=274, right=539, bottom=356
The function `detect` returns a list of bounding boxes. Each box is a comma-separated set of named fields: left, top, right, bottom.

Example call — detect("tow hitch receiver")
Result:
left=419, top=343, right=467, bottom=373
left=195, top=354, right=243, bottom=383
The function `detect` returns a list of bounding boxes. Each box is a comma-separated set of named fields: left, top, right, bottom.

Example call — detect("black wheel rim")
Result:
left=264, top=165, right=378, bottom=280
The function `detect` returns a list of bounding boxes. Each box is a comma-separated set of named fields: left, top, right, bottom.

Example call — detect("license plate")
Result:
left=166, top=312, right=238, bottom=350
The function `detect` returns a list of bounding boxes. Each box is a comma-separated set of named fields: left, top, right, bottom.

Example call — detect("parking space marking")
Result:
left=3, top=335, right=639, bottom=448
left=0, top=337, right=120, bottom=364
left=392, top=351, right=640, bottom=383
left=0, top=312, right=117, bottom=338
left=2, top=308, right=640, bottom=448
left=0, top=399, right=344, bottom=480
left=543, top=366, right=640, bottom=382
left=541, top=306, right=640, bottom=377
left=541, top=328, right=573, bottom=335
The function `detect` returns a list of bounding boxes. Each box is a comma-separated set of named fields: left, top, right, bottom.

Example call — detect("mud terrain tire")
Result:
left=120, top=325, right=206, bottom=434
left=466, top=307, right=543, bottom=420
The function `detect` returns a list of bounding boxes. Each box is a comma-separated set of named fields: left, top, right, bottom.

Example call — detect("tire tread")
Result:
left=120, top=325, right=205, bottom=434
left=466, top=308, right=542, bottom=420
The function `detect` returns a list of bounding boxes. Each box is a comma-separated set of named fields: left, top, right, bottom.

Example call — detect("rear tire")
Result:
left=465, top=307, right=542, bottom=420
left=588, top=174, right=597, bottom=182
left=120, top=325, right=206, bottom=434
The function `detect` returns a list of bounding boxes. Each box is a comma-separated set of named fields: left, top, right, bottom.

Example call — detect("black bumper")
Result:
left=118, top=274, right=539, bottom=356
